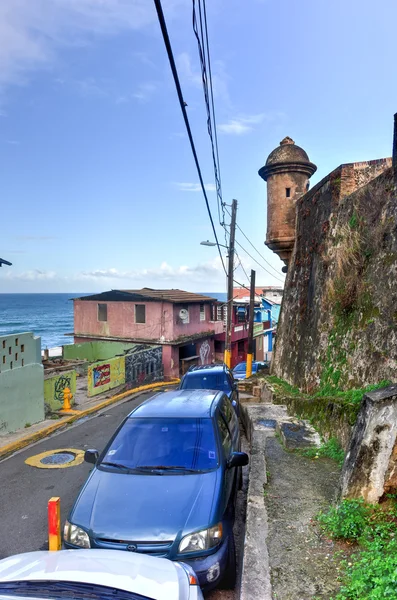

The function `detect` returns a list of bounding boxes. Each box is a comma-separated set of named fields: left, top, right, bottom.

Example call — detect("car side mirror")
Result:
left=227, top=451, right=249, bottom=469
left=84, top=449, right=99, bottom=465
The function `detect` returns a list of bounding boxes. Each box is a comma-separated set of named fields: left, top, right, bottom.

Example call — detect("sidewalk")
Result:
left=0, top=379, right=179, bottom=461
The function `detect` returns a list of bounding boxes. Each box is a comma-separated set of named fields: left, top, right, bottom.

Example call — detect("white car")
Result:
left=0, top=549, right=204, bottom=600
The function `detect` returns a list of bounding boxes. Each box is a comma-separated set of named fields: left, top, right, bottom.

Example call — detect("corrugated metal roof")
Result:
left=74, top=288, right=218, bottom=304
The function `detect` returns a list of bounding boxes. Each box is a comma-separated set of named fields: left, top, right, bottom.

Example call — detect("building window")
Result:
left=98, top=303, right=107, bottom=322
left=179, top=305, right=190, bottom=324
left=286, top=187, right=291, bottom=198
left=200, top=304, right=205, bottom=321
left=15, top=338, right=18, bottom=346
left=135, top=304, right=146, bottom=324
left=21, top=344, right=25, bottom=353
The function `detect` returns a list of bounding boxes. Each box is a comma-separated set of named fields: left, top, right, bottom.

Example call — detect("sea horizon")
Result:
left=0, top=291, right=227, bottom=349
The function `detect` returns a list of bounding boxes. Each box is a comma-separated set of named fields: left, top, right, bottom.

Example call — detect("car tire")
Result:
left=220, top=532, right=237, bottom=590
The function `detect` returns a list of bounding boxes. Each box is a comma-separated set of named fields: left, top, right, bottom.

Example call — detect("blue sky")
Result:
left=0, top=0, right=396, bottom=293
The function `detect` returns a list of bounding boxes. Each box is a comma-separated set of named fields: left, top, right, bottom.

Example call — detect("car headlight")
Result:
left=64, top=521, right=91, bottom=548
left=179, top=523, right=222, bottom=554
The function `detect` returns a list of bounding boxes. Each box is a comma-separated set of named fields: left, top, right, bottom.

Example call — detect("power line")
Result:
left=192, top=0, right=228, bottom=249
left=153, top=0, right=227, bottom=276
left=234, top=249, right=251, bottom=284
left=235, top=238, right=285, bottom=283
left=224, top=206, right=283, bottom=279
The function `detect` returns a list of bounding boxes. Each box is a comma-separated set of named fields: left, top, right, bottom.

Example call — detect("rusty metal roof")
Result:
left=74, top=288, right=218, bottom=304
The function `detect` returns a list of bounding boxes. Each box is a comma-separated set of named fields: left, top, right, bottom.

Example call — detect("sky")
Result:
left=0, top=0, right=396, bottom=293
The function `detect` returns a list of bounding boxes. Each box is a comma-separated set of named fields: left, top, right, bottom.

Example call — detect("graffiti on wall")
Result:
left=199, top=340, right=211, bottom=365
left=125, top=346, right=163, bottom=387
left=44, top=370, right=77, bottom=413
left=87, top=356, right=125, bottom=397
left=93, top=364, right=111, bottom=388
left=54, top=374, right=72, bottom=401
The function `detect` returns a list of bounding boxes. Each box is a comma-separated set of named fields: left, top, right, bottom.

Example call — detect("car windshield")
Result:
left=181, top=372, right=231, bottom=392
left=100, top=417, right=218, bottom=472
left=233, top=363, right=246, bottom=373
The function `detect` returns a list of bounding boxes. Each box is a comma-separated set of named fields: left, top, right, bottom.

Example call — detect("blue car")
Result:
left=180, top=364, right=239, bottom=414
left=64, top=390, right=248, bottom=591
left=232, top=361, right=267, bottom=380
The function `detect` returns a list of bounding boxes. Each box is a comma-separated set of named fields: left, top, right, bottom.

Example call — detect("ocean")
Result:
left=0, top=294, right=75, bottom=349
left=0, top=292, right=227, bottom=350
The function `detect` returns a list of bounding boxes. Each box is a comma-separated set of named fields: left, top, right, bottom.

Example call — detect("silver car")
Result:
left=0, top=549, right=203, bottom=600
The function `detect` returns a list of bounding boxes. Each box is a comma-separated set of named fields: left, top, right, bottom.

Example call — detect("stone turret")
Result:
left=259, top=137, right=317, bottom=265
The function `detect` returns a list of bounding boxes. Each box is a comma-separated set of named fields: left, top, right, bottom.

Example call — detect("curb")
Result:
left=240, top=402, right=273, bottom=600
left=0, top=379, right=180, bottom=461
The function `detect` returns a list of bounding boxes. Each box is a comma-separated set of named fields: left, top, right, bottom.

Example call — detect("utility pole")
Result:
left=224, top=199, right=237, bottom=369
left=246, top=269, right=256, bottom=377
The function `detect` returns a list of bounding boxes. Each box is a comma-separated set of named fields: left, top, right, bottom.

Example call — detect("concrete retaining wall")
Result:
left=44, top=370, right=77, bottom=413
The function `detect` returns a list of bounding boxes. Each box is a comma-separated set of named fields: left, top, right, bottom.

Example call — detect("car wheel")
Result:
left=220, top=532, right=237, bottom=590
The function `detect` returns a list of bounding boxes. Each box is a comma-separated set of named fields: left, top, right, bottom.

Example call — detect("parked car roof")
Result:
left=0, top=550, right=197, bottom=600
left=187, top=364, right=230, bottom=373
left=129, top=389, right=223, bottom=419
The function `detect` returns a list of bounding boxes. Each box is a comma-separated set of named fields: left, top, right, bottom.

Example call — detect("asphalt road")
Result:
left=0, top=390, right=249, bottom=600
left=0, top=391, right=155, bottom=559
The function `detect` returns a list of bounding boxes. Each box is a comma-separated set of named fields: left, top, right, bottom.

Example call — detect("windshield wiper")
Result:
left=136, top=465, right=201, bottom=473
left=100, top=461, right=131, bottom=470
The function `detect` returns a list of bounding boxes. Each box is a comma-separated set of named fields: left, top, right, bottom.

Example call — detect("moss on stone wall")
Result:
left=267, top=376, right=391, bottom=450
left=273, top=166, right=397, bottom=393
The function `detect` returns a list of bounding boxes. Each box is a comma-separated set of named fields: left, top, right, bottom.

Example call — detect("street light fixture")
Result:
left=200, top=240, right=228, bottom=249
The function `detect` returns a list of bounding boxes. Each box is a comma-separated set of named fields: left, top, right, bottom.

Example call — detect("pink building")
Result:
left=73, top=288, right=224, bottom=378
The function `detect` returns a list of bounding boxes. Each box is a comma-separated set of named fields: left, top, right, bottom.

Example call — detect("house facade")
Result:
left=72, top=288, right=225, bottom=379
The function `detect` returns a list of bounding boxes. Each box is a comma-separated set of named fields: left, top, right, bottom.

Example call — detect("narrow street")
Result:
left=0, top=391, right=154, bottom=559
left=0, top=390, right=249, bottom=599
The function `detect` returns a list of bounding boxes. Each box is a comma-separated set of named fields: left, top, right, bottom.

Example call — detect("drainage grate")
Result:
left=40, top=451, right=76, bottom=465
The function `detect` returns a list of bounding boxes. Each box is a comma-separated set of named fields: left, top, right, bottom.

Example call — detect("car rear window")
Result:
left=0, top=580, right=154, bottom=600
left=181, top=372, right=231, bottom=392
left=101, top=417, right=218, bottom=472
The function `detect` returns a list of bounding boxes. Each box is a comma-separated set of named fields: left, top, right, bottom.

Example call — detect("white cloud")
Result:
left=218, top=114, right=266, bottom=135
left=0, top=0, right=184, bottom=94
left=132, top=81, right=158, bottom=101
left=177, top=52, right=230, bottom=104
left=218, top=112, right=285, bottom=135
left=174, top=182, right=216, bottom=193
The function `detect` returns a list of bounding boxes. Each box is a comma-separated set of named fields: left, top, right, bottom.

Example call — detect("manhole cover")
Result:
left=25, top=448, right=85, bottom=469
left=40, top=452, right=76, bottom=465
left=258, top=419, right=277, bottom=429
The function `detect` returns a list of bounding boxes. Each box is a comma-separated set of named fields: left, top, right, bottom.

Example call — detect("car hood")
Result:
left=233, top=372, right=246, bottom=379
left=71, top=469, right=219, bottom=542
left=0, top=550, right=187, bottom=600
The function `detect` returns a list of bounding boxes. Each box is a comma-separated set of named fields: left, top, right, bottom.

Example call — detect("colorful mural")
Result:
left=44, top=370, right=77, bottom=413
left=87, top=356, right=125, bottom=397
left=125, top=346, right=163, bottom=387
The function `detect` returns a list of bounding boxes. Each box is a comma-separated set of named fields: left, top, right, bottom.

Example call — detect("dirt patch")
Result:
left=265, top=436, right=348, bottom=599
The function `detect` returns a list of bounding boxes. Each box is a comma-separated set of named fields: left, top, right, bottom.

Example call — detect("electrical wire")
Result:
left=192, top=0, right=228, bottom=250
left=153, top=0, right=227, bottom=276
left=224, top=206, right=284, bottom=279
left=235, top=239, right=285, bottom=283
left=234, top=249, right=251, bottom=284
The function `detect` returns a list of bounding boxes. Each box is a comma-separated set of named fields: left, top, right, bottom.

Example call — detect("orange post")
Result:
left=48, top=497, right=61, bottom=551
